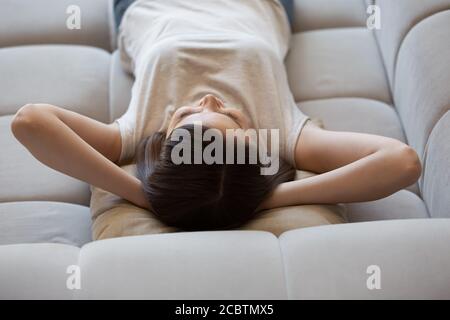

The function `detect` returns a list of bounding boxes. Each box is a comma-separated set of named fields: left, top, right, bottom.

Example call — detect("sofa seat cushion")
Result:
left=0, top=45, right=111, bottom=122
left=0, top=202, right=92, bottom=247
left=279, top=219, right=450, bottom=299
left=75, top=231, right=287, bottom=299
left=90, top=166, right=347, bottom=240
left=0, top=115, right=91, bottom=205
left=0, top=243, right=80, bottom=299
left=292, top=0, right=367, bottom=32
left=286, top=28, right=391, bottom=104
left=0, top=0, right=115, bottom=51
left=345, top=190, right=429, bottom=222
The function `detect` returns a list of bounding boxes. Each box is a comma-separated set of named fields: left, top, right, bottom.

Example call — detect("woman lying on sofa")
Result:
left=11, top=0, right=421, bottom=231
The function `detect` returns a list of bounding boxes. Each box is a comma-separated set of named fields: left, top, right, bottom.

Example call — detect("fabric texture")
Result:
left=0, top=45, right=111, bottom=120
left=422, top=111, right=450, bottom=218
left=345, top=190, right=429, bottom=222
left=0, top=202, right=92, bottom=247
left=75, top=231, right=288, bottom=299
left=0, top=243, right=80, bottom=299
left=279, top=219, right=450, bottom=299
left=393, top=10, right=450, bottom=159
left=109, top=50, right=134, bottom=122
left=0, top=0, right=114, bottom=52
left=373, top=0, right=450, bottom=89
left=286, top=28, right=392, bottom=103
left=297, top=98, right=406, bottom=142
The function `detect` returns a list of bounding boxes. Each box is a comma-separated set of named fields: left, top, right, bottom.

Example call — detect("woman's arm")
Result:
left=11, top=103, right=149, bottom=209
left=261, top=122, right=422, bottom=209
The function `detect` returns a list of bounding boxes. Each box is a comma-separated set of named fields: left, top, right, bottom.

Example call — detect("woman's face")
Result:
left=166, top=94, right=251, bottom=137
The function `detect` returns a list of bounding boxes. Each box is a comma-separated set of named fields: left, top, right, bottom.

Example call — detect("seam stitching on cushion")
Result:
left=107, top=52, right=115, bottom=123
left=107, top=0, right=117, bottom=51
left=295, top=95, right=392, bottom=106
left=70, top=246, right=82, bottom=300
left=276, top=237, right=291, bottom=300
left=371, top=29, right=394, bottom=103
left=420, top=109, right=450, bottom=217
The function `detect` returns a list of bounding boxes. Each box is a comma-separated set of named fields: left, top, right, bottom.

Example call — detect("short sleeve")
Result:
left=115, top=113, right=136, bottom=164
left=286, top=110, right=310, bottom=168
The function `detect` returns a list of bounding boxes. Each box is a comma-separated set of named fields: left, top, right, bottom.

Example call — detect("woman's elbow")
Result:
left=11, top=104, right=45, bottom=139
left=391, top=144, right=422, bottom=187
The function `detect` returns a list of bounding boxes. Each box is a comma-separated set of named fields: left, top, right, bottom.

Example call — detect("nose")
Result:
left=200, top=94, right=223, bottom=110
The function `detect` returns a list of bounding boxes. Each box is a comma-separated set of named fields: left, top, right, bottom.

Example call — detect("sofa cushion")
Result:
left=292, top=0, right=366, bottom=32
left=0, top=243, right=80, bottom=299
left=90, top=166, right=346, bottom=240
left=279, top=219, right=450, bottom=299
left=393, top=11, right=450, bottom=158
left=345, top=190, right=429, bottom=222
left=286, top=28, right=391, bottom=103
left=374, top=0, right=450, bottom=88
left=0, top=0, right=115, bottom=51
left=0, top=115, right=91, bottom=205
left=422, top=111, right=450, bottom=218
left=75, top=231, right=287, bottom=299
left=109, top=50, right=134, bottom=122
left=0, top=45, right=111, bottom=122
left=297, top=98, right=406, bottom=142
left=0, top=202, right=92, bottom=247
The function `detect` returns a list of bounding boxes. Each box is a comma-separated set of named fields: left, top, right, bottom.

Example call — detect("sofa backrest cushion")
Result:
left=392, top=10, right=450, bottom=159
left=421, top=111, right=450, bottom=218
left=374, top=0, right=450, bottom=89
left=0, top=0, right=115, bottom=51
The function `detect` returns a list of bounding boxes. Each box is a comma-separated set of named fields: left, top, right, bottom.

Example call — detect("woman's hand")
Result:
left=11, top=103, right=150, bottom=209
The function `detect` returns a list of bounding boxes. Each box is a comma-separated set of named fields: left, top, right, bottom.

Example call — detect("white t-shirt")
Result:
left=116, top=0, right=309, bottom=166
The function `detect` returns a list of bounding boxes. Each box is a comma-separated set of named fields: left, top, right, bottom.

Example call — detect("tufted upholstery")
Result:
left=0, top=0, right=449, bottom=299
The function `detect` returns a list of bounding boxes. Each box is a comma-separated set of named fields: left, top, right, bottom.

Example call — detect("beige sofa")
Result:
left=0, top=0, right=449, bottom=299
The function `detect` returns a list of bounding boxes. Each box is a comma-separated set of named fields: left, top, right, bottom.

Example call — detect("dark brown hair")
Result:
left=136, top=124, right=295, bottom=231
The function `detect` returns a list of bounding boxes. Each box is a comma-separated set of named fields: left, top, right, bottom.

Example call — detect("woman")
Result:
left=11, top=0, right=421, bottom=231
